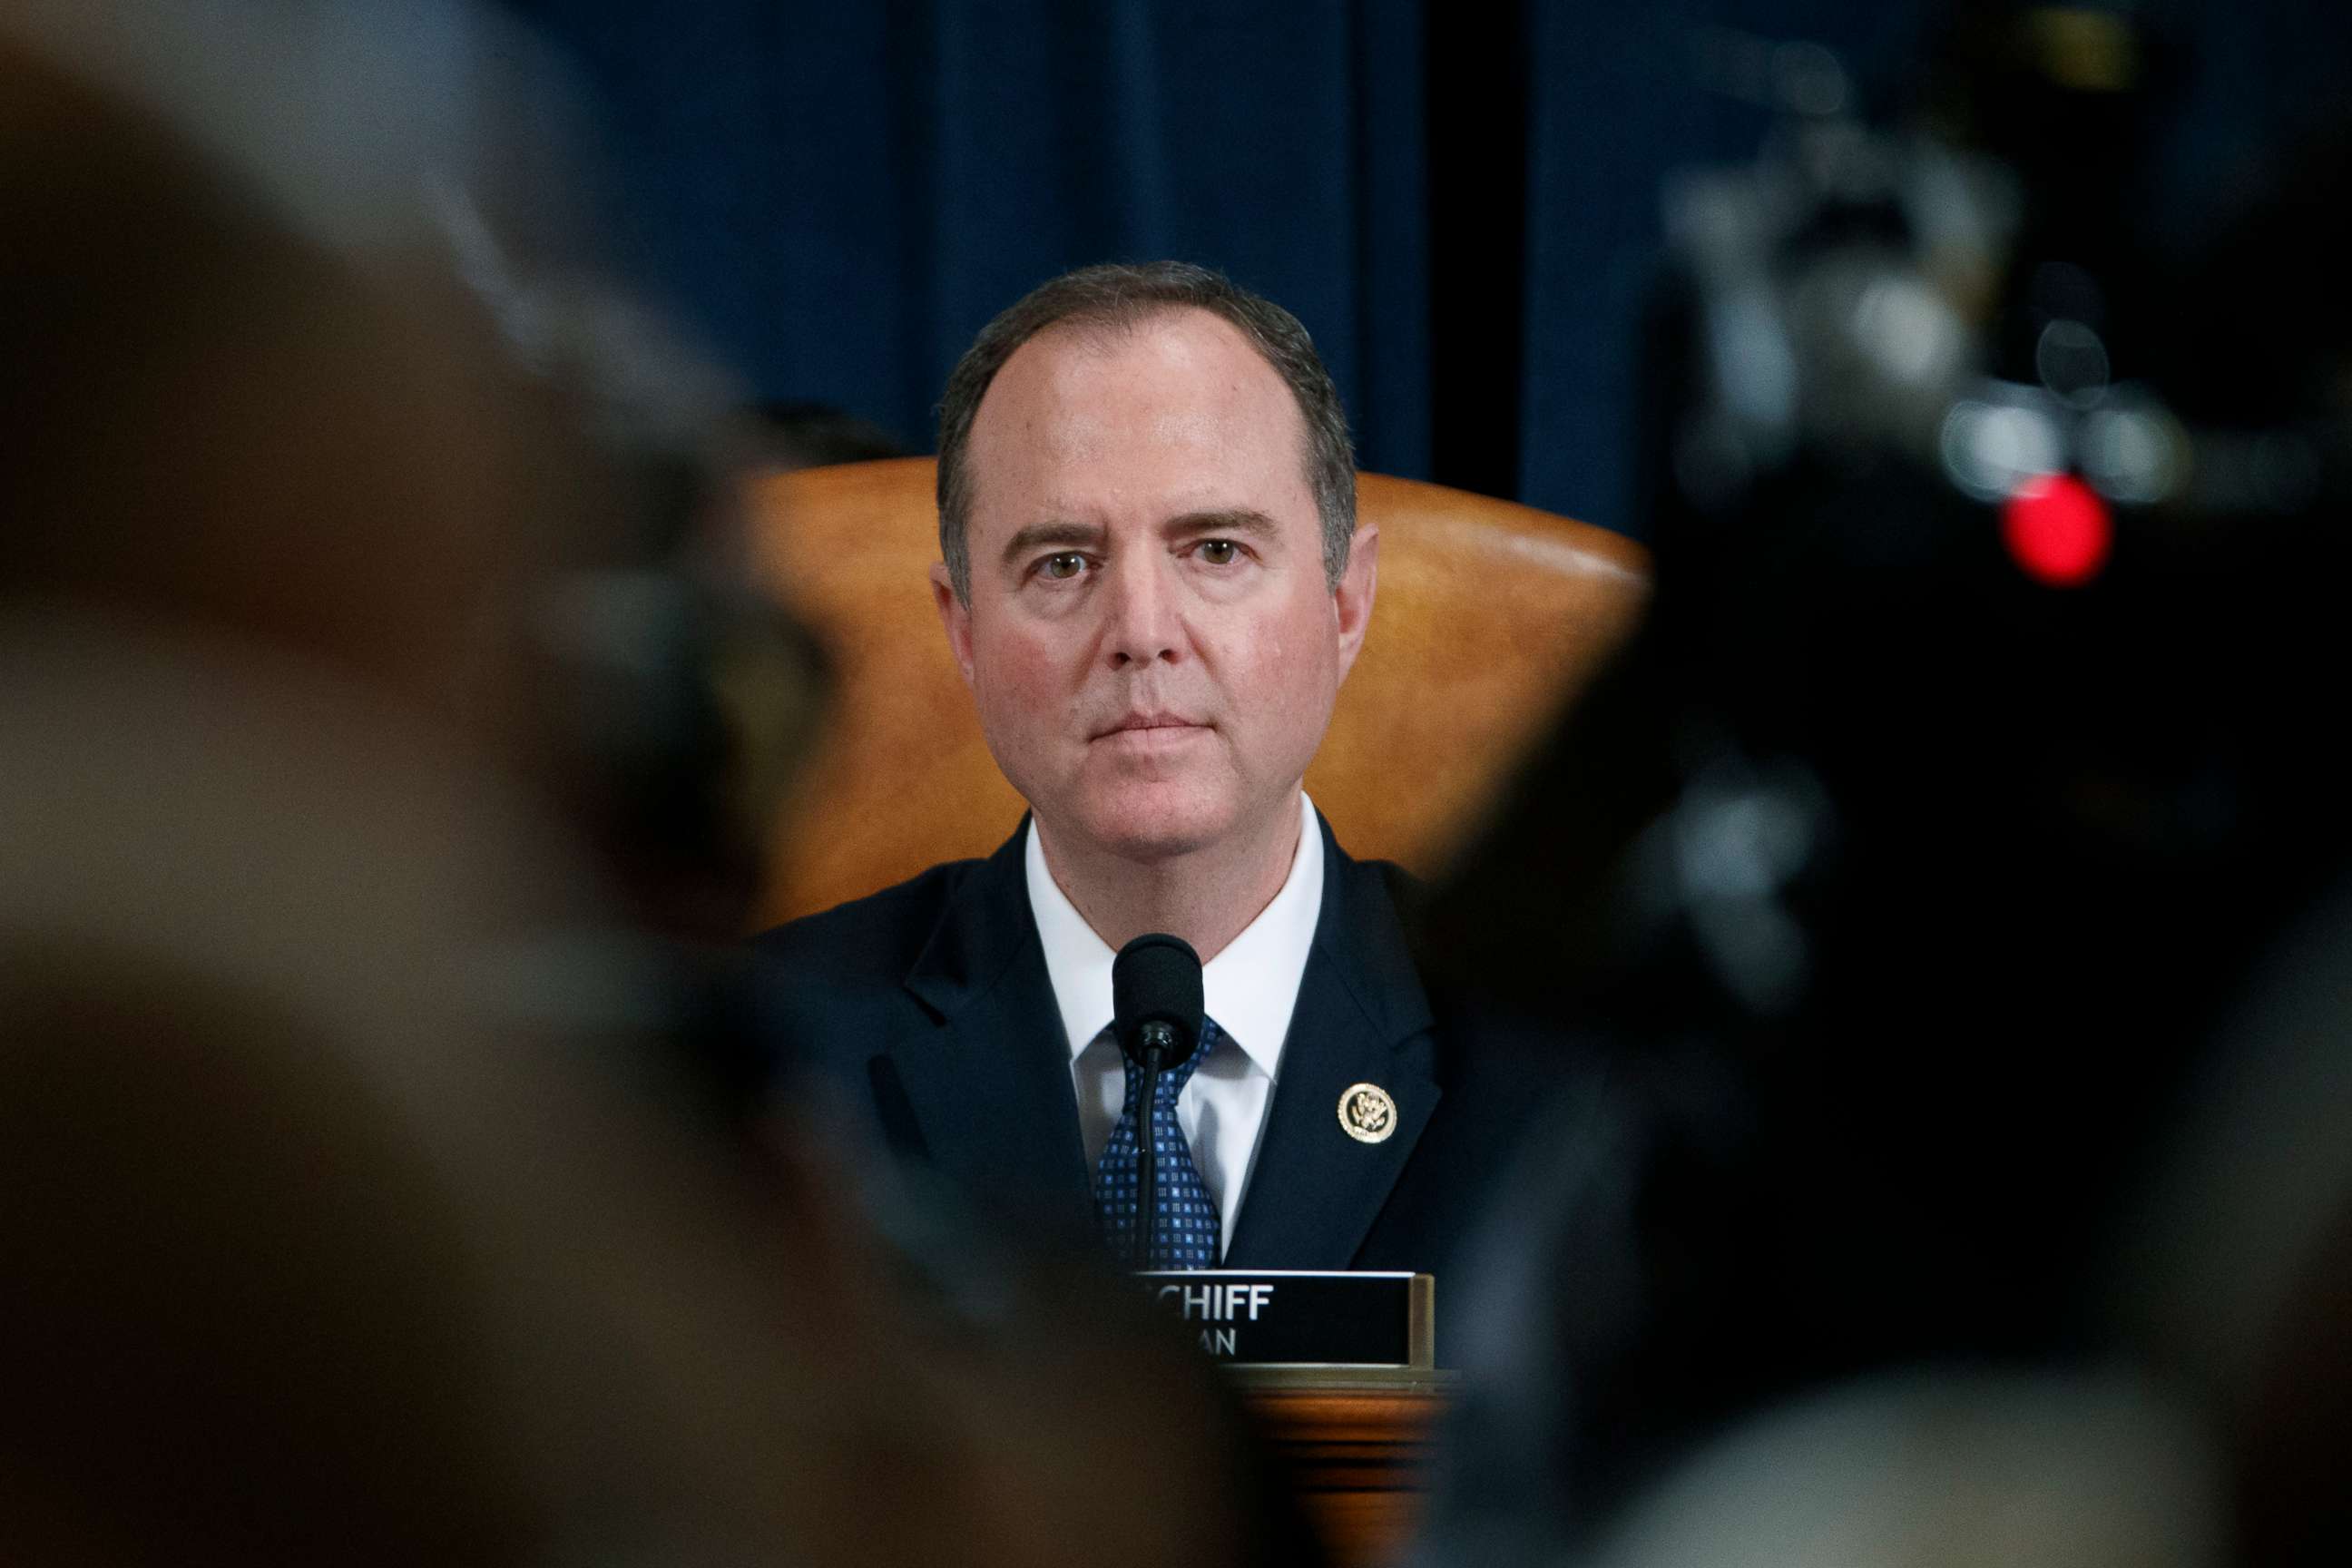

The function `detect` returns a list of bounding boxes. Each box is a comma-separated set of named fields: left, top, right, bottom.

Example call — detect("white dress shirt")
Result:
left=1025, top=791, right=1324, bottom=1259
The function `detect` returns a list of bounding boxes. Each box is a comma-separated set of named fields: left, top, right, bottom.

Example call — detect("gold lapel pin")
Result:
left=1338, top=1083, right=1397, bottom=1144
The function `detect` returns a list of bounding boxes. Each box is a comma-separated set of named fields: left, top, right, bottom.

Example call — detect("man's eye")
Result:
left=1039, top=553, right=1088, bottom=581
left=1197, top=539, right=1240, bottom=566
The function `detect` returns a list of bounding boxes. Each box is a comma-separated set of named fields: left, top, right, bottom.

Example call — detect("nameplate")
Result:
left=1138, top=1269, right=1435, bottom=1367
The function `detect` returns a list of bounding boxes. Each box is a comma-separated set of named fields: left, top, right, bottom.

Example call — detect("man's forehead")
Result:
left=964, top=307, right=1311, bottom=512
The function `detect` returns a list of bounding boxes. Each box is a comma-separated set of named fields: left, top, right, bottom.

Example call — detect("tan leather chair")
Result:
left=742, top=456, right=1649, bottom=926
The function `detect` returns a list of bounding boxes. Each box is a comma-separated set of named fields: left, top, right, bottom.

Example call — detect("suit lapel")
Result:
left=1224, top=816, right=1439, bottom=1269
left=887, top=821, right=1093, bottom=1231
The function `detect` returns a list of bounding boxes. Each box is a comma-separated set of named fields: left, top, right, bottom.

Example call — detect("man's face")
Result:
left=935, top=308, right=1377, bottom=867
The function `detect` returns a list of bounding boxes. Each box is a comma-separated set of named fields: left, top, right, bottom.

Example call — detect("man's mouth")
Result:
left=1093, top=711, right=1210, bottom=740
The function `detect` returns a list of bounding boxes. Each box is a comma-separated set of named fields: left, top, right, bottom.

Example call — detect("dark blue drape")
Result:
left=509, top=0, right=2349, bottom=538
left=510, top=0, right=1431, bottom=487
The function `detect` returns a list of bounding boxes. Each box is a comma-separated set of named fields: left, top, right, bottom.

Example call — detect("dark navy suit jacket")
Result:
left=751, top=812, right=1554, bottom=1293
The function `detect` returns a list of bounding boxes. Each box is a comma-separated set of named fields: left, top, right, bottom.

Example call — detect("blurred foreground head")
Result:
left=5, top=9, right=583, bottom=702
left=2, top=5, right=763, bottom=1561
left=3, top=0, right=818, bottom=936
left=0, top=9, right=1283, bottom=1568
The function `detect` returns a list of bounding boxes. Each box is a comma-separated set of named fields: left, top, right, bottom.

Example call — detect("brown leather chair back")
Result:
left=742, top=456, right=1648, bottom=926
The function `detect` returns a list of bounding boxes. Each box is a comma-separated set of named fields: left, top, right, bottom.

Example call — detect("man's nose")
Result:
left=1102, top=551, right=1182, bottom=668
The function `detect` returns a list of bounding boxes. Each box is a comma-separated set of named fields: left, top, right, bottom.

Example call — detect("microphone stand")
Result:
left=1111, top=930, right=1203, bottom=1273
left=1133, top=1019, right=1179, bottom=1271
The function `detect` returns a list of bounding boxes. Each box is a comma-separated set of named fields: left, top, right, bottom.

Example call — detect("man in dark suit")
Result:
left=756, top=261, right=1553, bottom=1289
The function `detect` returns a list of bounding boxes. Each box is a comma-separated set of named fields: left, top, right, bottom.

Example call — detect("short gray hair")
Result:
left=935, top=260, right=1355, bottom=602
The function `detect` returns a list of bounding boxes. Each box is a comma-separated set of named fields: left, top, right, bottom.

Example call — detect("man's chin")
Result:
left=1058, top=793, right=1236, bottom=866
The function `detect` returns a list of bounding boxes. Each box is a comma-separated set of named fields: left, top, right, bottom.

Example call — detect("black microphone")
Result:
left=1111, top=933, right=1204, bottom=1270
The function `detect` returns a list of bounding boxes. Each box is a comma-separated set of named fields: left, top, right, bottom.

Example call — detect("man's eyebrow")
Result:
left=999, top=520, right=1105, bottom=564
left=1164, top=508, right=1280, bottom=539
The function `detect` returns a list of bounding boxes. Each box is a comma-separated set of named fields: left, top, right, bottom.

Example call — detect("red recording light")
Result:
left=2002, top=473, right=2111, bottom=587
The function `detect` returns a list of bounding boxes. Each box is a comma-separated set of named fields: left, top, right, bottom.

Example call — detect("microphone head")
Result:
left=1111, top=932, right=1204, bottom=1062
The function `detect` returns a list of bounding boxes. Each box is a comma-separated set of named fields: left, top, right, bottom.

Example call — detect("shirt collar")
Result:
left=1025, top=791, right=1323, bottom=1081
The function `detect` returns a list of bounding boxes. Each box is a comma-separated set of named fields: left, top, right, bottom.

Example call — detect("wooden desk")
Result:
left=1232, top=1367, right=1457, bottom=1568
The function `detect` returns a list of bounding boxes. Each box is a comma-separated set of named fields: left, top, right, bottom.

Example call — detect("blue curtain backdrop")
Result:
left=507, top=0, right=2348, bottom=539
left=505, top=0, right=1432, bottom=492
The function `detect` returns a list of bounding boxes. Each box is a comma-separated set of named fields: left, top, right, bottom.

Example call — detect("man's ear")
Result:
left=930, top=562, right=976, bottom=688
left=1333, top=524, right=1378, bottom=684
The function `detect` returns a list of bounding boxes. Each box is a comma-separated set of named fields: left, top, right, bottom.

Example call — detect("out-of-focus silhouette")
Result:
left=1409, top=6, right=2352, bottom=1563
left=1, top=8, right=1315, bottom=1566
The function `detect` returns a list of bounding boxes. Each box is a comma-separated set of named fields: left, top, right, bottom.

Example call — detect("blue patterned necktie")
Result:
left=1093, top=1017, right=1223, bottom=1269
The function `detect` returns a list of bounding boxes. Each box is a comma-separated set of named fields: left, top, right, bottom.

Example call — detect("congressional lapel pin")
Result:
left=1338, top=1083, right=1397, bottom=1144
